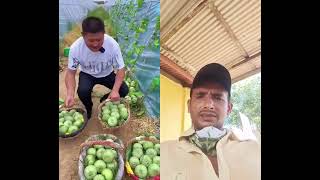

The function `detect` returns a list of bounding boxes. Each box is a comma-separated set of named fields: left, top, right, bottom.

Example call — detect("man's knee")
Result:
left=77, top=86, right=92, bottom=98
left=119, top=82, right=129, bottom=97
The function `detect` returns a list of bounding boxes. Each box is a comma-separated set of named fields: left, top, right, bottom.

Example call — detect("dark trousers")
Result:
left=77, top=71, right=129, bottom=114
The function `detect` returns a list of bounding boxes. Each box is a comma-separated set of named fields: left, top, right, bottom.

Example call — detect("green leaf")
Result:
left=137, top=0, right=144, bottom=8
left=150, top=76, right=160, bottom=91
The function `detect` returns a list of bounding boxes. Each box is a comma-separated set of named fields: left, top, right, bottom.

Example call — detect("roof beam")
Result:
left=229, top=51, right=261, bottom=70
left=208, top=0, right=249, bottom=58
left=231, top=67, right=261, bottom=84
left=160, top=54, right=194, bottom=87
left=161, top=45, right=196, bottom=73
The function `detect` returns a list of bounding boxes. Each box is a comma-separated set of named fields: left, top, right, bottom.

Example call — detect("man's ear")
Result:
left=187, top=99, right=191, bottom=113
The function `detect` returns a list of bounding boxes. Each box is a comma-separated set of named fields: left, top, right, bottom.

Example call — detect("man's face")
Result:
left=83, top=32, right=104, bottom=52
left=188, top=83, right=232, bottom=130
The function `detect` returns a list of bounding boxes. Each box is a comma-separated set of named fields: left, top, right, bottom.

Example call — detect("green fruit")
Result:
left=93, top=174, right=105, bottom=180
left=59, top=125, right=68, bottom=135
left=96, top=148, right=106, bottom=159
left=59, top=122, right=64, bottom=127
left=146, top=148, right=157, bottom=159
left=106, top=160, right=118, bottom=172
left=59, top=113, right=64, bottom=118
left=110, top=112, right=120, bottom=119
left=102, top=106, right=109, bottom=112
left=64, top=112, right=71, bottom=117
left=130, top=81, right=136, bottom=87
left=59, top=117, right=65, bottom=123
left=85, top=154, right=96, bottom=166
left=69, top=109, right=76, bottom=115
left=134, top=164, right=148, bottom=179
left=129, top=156, right=140, bottom=168
left=63, top=120, right=72, bottom=127
left=133, top=143, right=143, bottom=149
left=109, top=104, right=117, bottom=110
left=131, top=95, right=137, bottom=104
left=129, top=87, right=135, bottom=92
left=67, top=125, right=79, bottom=134
left=103, top=108, right=111, bottom=114
left=102, top=149, right=115, bottom=163
left=94, top=145, right=104, bottom=149
left=132, top=148, right=143, bottom=158
left=154, top=143, right=160, bottom=155
left=87, top=148, right=96, bottom=156
left=111, top=149, right=117, bottom=158
left=120, top=110, right=128, bottom=120
left=140, top=155, right=152, bottom=167
left=73, top=112, right=82, bottom=118
left=118, top=104, right=125, bottom=109
left=101, top=168, right=113, bottom=180
left=84, top=165, right=97, bottom=180
left=107, top=116, right=118, bottom=127
left=153, top=156, right=160, bottom=165
left=148, top=163, right=160, bottom=177
left=73, top=119, right=83, bottom=127
left=64, top=116, right=74, bottom=122
left=105, top=101, right=112, bottom=107
left=111, top=107, right=119, bottom=113
left=94, top=160, right=107, bottom=173
left=143, top=141, right=154, bottom=150
left=59, top=98, right=64, bottom=105
left=102, top=114, right=110, bottom=122
left=61, top=110, right=67, bottom=115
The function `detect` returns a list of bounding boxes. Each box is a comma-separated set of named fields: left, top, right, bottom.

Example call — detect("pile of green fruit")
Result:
left=83, top=143, right=119, bottom=180
left=59, top=98, right=64, bottom=106
left=124, top=77, right=144, bottom=106
left=59, top=109, right=85, bottom=136
left=100, top=101, right=129, bottom=128
left=128, top=140, right=160, bottom=179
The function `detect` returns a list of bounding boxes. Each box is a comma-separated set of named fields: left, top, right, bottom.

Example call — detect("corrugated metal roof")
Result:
left=160, top=0, right=261, bottom=83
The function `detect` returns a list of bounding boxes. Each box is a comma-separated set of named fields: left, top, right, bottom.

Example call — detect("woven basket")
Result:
left=78, top=134, right=125, bottom=180
left=97, top=98, right=131, bottom=130
left=125, top=136, right=160, bottom=180
left=59, top=105, right=88, bottom=139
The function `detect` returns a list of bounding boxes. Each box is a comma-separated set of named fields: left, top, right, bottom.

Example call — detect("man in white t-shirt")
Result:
left=64, top=17, right=128, bottom=119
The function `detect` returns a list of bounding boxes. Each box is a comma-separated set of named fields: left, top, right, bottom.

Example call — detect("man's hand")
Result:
left=108, top=90, right=120, bottom=101
left=65, top=95, right=75, bottom=107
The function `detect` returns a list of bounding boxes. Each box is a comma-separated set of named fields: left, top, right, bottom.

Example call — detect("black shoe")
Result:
left=100, top=93, right=110, bottom=103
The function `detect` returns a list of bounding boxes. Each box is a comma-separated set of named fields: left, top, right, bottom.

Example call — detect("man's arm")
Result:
left=65, top=69, right=77, bottom=107
left=108, top=68, right=125, bottom=101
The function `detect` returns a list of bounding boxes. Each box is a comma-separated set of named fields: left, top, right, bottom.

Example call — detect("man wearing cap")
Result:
left=161, top=63, right=260, bottom=180
left=64, top=16, right=129, bottom=119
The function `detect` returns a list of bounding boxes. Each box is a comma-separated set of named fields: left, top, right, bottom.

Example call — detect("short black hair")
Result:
left=82, top=17, right=105, bottom=33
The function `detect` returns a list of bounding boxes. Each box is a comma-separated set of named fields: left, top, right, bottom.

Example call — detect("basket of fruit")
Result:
left=97, top=98, right=130, bottom=130
left=125, top=135, right=160, bottom=180
left=79, top=134, right=125, bottom=180
left=59, top=105, right=88, bottom=138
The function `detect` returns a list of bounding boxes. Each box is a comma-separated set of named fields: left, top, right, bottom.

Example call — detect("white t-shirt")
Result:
left=68, top=34, right=124, bottom=78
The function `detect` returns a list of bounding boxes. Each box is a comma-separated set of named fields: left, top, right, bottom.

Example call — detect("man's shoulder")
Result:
left=161, top=140, right=179, bottom=146
left=70, top=37, right=84, bottom=50
left=104, top=34, right=119, bottom=48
